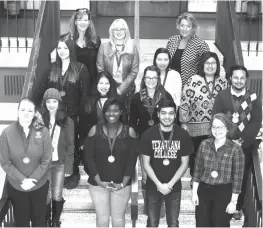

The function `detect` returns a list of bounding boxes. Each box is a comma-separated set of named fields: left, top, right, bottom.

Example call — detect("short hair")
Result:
left=102, top=97, right=125, bottom=123
left=197, top=52, right=221, bottom=78
left=229, top=65, right=249, bottom=78
left=157, top=99, right=177, bottom=112
left=176, top=12, right=197, bottom=34
left=153, top=48, right=171, bottom=69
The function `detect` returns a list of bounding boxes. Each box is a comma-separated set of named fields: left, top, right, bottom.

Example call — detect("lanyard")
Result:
left=19, top=125, right=33, bottom=157
left=59, top=70, right=69, bottom=90
left=50, top=123, right=56, bottom=140
left=158, top=124, right=174, bottom=155
left=203, top=76, right=216, bottom=99
left=162, top=71, right=168, bottom=87
left=105, top=123, right=122, bottom=155
left=115, top=52, right=123, bottom=69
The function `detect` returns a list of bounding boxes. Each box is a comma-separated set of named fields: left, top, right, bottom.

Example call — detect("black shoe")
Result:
left=64, top=173, right=80, bottom=189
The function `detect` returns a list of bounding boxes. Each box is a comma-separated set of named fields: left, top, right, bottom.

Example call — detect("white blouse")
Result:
left=160, top=69, right=182, bottom=108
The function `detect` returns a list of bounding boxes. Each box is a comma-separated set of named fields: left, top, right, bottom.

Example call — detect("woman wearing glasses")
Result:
left=179, top=52, right=227, bottom=177
left=166, top=12, right=210, bottom=86
left=69, top=8, right=101, bottom=85
left=83, top=97, right=137, bottom=227
left=192, top=113, right=245, bottom=227
left=130, top=65, right=172, bottom=138
left=97, top=18, right=139, bottom=113
left=129, top=65, right=172, bottom=215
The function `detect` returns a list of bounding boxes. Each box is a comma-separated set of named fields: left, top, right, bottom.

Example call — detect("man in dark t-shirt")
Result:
left=141, top=99, right=193, bottom=227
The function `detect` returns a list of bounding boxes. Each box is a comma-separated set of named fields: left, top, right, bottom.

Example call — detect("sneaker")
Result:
left=232, top=210, right=243, bottom=220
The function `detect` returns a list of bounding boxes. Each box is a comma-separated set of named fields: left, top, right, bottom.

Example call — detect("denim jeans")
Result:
left=146, top=190, right=181, bottom=227
left=47, top=162, right=65, bottom=202
left=89, top=184, right=131, bottom=227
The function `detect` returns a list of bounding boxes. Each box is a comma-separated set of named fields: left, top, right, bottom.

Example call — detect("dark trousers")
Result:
left=190, top=135, right=209, bottom=176
left=236, top=149, right=253, bottom=211
left=146, top=189, right=181, bottom=227
left=71, top=116, right=80, bottom=175
left=7, top=181, right=49, bottom=227
left=196, top=182, right=232, bottom=227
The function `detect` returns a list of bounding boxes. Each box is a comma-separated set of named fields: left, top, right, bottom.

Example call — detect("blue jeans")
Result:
left=47, top=162, right=65, bottom=202
left=146, top=190, right=181, bottom=227
left=89, top=183, right=131, bottom=227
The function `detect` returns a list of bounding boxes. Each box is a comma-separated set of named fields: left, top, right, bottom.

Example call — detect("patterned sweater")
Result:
left=212, top=88, right=262, bottom=149
left=166, top=35, right=210, bottom=86
left=180, top=75, right=228, bottom=137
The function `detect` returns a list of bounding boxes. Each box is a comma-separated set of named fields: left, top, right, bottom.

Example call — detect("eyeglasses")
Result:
left=204, top=61, right=217, bottom=66
left=76, top=8, right=90, bottom=13
left=145, top=77, right=158, bottom=81
left=113, top=28, right=125, bottom=32
left=211, top=125, right=226, bottom=131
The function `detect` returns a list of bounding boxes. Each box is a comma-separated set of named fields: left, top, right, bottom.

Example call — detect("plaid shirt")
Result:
left=192, top=138, right=245, bottom=193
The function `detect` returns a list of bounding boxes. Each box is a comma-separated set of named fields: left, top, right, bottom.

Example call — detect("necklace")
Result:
left=104, top=123, right=122, bottom=163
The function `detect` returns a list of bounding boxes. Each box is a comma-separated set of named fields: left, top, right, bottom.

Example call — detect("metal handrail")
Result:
left=244, top=141, right=262, bottom=227
left=0, top=1, right=60, bottom=225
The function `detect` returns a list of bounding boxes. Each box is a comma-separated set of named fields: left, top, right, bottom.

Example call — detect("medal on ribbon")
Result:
left=158, top=124, right=174, bottom=166
left=105, top=123, right=122, bottom=163
left=211, top=170, right=218, bottom=178
left=23, top=157, right=30, bottom=164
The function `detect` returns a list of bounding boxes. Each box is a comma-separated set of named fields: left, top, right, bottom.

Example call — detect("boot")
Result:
left=52, top=198, right=65, bottom=227
left=46, top=202, right=52, bottom=227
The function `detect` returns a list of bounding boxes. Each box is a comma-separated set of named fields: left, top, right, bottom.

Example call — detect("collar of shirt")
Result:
left=208, top=137, right=232, bottom=150
left=230, top=86, right=246, bottom=97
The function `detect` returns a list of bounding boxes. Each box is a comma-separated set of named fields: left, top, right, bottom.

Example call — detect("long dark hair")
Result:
left=153, top=47, right=171, bottom=71
left=50, top=33, right=81, bottom=83
left=41, top=100, right=68, bottom=129
left=92, top=71, right=118, bottom=97
left=84, top=71, right=118, bottom=114
left=197, top=52, right=221, bottom=78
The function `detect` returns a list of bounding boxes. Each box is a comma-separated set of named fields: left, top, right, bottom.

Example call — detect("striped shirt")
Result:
left=167, top=34, right=210, bottom=86
left=192, top=138, right=245, bottom=193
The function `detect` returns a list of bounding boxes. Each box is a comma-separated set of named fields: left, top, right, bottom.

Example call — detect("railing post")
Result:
left=131, top=3, right=139, bottom=227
